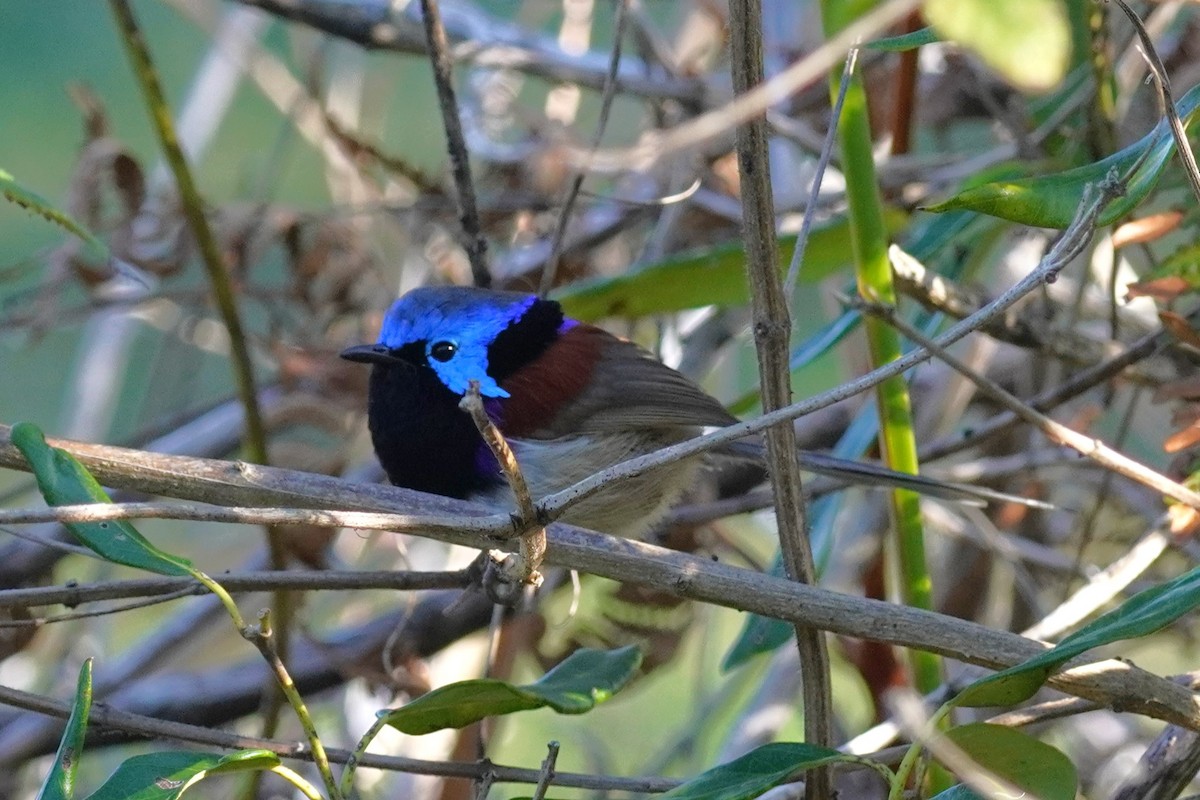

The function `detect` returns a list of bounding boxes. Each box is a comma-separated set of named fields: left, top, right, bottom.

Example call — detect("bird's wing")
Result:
left=500, top=324, right=738, bottom=439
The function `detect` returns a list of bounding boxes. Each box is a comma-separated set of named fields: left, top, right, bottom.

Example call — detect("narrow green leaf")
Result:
left=722, top=604, right=793, bottom=672
left=941, top=724, right=1078, bottom=800
left=924, top=83, right=1200, bottom=228
left=555, top=213, right=905, bottom=321
left=85, top=750, right=274, bottom=800
left=957, top=563, right=1200, bottom=707
left=658, top=743, right=883, bottom=800
left=11, top=423, right=193, bottom=577
left=523, top=644, right=642, bottom=710
left=204, top=750, right=281, bottom=776
left=0, top=169, right=110, bottom=263
left=37, top=660, right=93, bottom=800
left=382, top=646, right=642, bottom=735
left=867, top=26, right=938, bottom=52
left=923, top=0, right=1069, bottom=92
left=381, top=681, right=545, bottom=735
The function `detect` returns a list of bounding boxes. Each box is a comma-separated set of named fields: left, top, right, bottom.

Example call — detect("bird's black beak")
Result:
left=340, top=343, right=402, bottom=365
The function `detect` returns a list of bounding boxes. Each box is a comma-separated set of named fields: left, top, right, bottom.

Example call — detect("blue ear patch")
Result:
left=377, top=288, right=536, bottom=398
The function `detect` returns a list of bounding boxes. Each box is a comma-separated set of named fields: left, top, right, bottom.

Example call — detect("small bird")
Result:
left=341, top=286, right=1031, bottom=537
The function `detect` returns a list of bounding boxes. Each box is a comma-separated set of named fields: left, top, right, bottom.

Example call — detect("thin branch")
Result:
left=242, top=609, right=342, bottom=799
left=105, top=4, right=294, bottom=734
left=230, top=0, right=704, bottom=105
left=3, top=438, right=1200, bottom=727
left=417, top=0, right=490, bottom=287
left=0, top=501, right=511, bottom=542
left=1110, top=0, right=1200, bottom=208
left=784, top=47, right=858, bottom=295
left=858, top=301, right=1200, bottom=509
left=530, top=741, right=561, bottom=800
left=0, top=569, right=472, bottom=610
left=0, top=678, right=682, bottom=792
left=460, top=381, right=545, bottom=584
left=920, top=320, right=1177, bottom=462
left=539, top=0, right=629, bottom=296
left=728, top=1, right=831, bottom=794
left=569, top=0, right=922, bottom=173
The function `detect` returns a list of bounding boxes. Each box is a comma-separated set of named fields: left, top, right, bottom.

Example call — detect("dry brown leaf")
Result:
left=1112, top=210, right=1184, bottom=249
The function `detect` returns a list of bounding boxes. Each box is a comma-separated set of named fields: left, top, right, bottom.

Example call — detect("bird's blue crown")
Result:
left=377, top=287, right=538, bottom=398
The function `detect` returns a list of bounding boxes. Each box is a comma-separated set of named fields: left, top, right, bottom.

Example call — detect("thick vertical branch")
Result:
left=418, top=0, right=491, bottom=288
left=727, top=2, right=833, bottom=797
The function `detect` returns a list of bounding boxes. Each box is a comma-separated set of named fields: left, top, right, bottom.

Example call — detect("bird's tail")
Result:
left=722, top=440, right=1051, bottom=509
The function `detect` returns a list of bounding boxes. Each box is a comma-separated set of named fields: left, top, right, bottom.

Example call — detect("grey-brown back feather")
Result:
left=532, top=330, right=738, bottom=438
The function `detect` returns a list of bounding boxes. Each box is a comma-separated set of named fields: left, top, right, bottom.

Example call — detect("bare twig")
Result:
left=920, top=320, right=1177, bottom=462
left=729, top=3, right=832, bottom=795
left=570, top=0, right=921, bottom=173
left=246, top=610, right=342, bottom=799
left=858, top=301, right=1200, bottom=509
left=530, top=741, right=561, bottom=800
left=3, top=433, right=1200, bottom=727
left=417, top=0, right=490, bottom=287
left=230, top=0, right=703, bottom=104
left=539, top=0, right=629, bottom=296
left=460, top=382, right=545, bottom=584
left=784, top=48, right=858, bottom=295
left=1110, top=0, right=1200, bottom=208
left=105, top=1, right=293, bottom=740
left=0, top=678, right=682, bottom=791
left=0, top=569, right=471, bottom=610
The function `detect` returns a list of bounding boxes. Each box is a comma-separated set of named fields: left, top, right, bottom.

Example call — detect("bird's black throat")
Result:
left=366, top=362, right=496, bottom=499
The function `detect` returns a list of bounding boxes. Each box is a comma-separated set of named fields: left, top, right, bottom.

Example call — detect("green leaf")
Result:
left=923, top=0, right=1069, bottom=92
left=658, top=742, right=884, bottom=800
left=924, top=82, right=1200, bottom=228
left=522, top=645, right=643, bottom=710
left=202, top=750, right=281, bottom=776
left=37, top=660, right=93, bottom=800
left=957, top=563, right=1200, bottom=707
left=85, top=750, right=278, bottom=800
left=722, top=610, right=794, bottom=672
left=382, top=646, right=642, bottom=735
left=938, top=724, right=1077, bottom=800
left=11, top=423, right=193, bottom=577
left=381, top=681, right=544, bottom=735
left=554, top=213, right=905, bottom=321
left=0, top=169, right=110, bottom=263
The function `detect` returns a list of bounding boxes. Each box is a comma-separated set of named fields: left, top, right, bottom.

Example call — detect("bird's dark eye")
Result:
left=429, top=340, right=458, bottom=362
